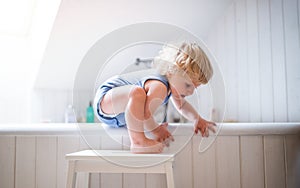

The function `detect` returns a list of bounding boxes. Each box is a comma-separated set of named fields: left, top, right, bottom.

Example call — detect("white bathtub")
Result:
left=0, top=123, right=299, bottom=188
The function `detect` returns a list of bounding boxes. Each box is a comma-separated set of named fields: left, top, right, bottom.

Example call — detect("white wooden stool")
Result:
left=66, top=150, right=175, bottom=188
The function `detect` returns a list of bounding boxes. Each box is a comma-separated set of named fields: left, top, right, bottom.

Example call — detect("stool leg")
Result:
left=75, top=172, right=90, bottom=188
left=165, top=162, right=175, bottom=188
left=66, top=160, right=77, bottom=188
left=84, top=173, right=90, bottom=188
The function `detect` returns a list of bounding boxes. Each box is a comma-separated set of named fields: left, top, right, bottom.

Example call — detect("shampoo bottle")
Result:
left=86, top=101, right=94, bottom=123
left=65, top=105, right=76, bottom=123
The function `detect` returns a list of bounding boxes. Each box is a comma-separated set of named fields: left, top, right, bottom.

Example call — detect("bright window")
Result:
left=0, top=0, right=36, bottom=37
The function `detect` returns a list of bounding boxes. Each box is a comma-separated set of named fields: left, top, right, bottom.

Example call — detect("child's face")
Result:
left=168, top=71, right=200, bottom=98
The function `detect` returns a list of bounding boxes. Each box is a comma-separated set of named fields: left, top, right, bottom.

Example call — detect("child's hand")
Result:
left=194, top=117, right=216, bottom=137
left=152, top=122, right=174, bottom=146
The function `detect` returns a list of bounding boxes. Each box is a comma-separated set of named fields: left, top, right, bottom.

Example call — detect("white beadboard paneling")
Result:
left=205, top=22, right=221, bottom=121
left=224, top=3, right=238, bottom=121
left=285, top=135, right=300, bottom=188
left=146, top=173, right=167, bottom=188
left=52, top=91, right=61, bottom=122
left=240, top=136, right=264, bottom=188
left=216, top=136, right=240, bottom=188
left=122, top=135, right=131, bottom=150
left=197, top=84, right=212, bottom=120
left=122, top=135, right=146, bottom=188
left=31, top=89, right=72, bottom=123
left=100, top=135, right=123, bottom=188
left=205, top=0, right=300, bottom=122
left=100, top=134, right=123, bottom=150
left=79, top=135, right=102, bottom=150
left=15, top=136, right=36, bottom=188
left=283, top=0, right=300, bottom=122
left=258, top=0, right=274, bottom=122
left=57, top=136, right=80, bottom=188
left=31, top=90, right=43, bottom=123
left=205, top=23, right=226, bottom=122
left=44, top=90, right=57, bottom=122
left=124, top=173, right=146, bottom=188
left=80, top=136, right=101, bottom=188
left=216, top=18, right=228, bottom=121
left=74, top=89, right=93, bottom=122
left=247, top=0, right=261, bottom=122
left=172, top=136, right=193, bottom=188
left=215, top=17, right=225, bottom=69
left=36, top=136, right=57, bottom=188
left=142, top=135, right=167, bottom=188
left=297, top=0, right=300, bottom=46
left=55, top=90, right=70, bottom=123
left=264, top=136, right=286, bottom=188
left=235, top=0, right=249, bottom=122
left=193, top=136, right=216, bottom=188
left=0, top=136, right=15, bottom=188
left=76, top=136, right=101, bottom=188
left=299, top=0, right=300, bottom=47
left=270, top=0, right=288, bottom=121
left=0, top=123, right=299, bottom=188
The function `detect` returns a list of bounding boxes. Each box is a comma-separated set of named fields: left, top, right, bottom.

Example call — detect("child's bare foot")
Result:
left=131, top=138, right=164, bottom=154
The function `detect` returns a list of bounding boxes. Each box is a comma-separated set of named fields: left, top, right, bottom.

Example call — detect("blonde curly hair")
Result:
left=153, top=42, right=213, bottom=85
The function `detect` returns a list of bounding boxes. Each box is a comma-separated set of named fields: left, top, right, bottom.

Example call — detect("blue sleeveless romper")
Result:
left=94, top=70, right=171, bottom=128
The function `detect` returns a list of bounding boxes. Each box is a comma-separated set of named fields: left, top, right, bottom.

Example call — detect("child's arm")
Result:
left=170, top=96, right=216, bottom=137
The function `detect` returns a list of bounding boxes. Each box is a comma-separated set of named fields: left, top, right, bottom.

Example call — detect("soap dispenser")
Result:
left=86, top=101, right=94, bottom=123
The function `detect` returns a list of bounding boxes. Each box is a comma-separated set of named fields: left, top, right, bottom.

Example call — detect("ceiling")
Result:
left=34, top=0, right=234, bottom=90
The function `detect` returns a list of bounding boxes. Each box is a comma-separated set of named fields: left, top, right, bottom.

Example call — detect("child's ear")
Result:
left=166, top=69, right=176, bottom=78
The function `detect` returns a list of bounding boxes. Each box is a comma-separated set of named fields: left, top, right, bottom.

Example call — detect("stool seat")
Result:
left=66, top=150, right=175, bottom=188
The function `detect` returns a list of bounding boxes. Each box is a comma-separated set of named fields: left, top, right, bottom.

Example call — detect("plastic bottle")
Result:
left=86, top=101, right=94, bottom=123
left=211, top=108, right=219, bottom=122
left=65, top=105, right=76, bottom=123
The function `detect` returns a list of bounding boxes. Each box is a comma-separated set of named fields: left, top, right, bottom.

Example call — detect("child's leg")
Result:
left=100, top=85, right=164, bottom=153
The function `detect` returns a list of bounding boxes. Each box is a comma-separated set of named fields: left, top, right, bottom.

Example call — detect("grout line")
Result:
left=35, top=136, right=37, bottom=188
left=281, top=0, right=289, bottom=122
left=191, top=137, right=194, bottom=188
left=268, top=0, right=275, bottom=122
left=215, top=137, right=218, bottom=188
left=14, top=136, right=17, bottom=188
left=298, top=0, right=300, bottom=47
left=239, top=136, right=243, bottom=188
left=122, top=135, right=124, bottom=188
left=245, top=0, right=250, bottom=122
left=55, top=136, right=58, bottom=188
left=263, top=136, right=267, bottom=188
left=234, top=1, right=239, bottom=121
left=256, top=0, right=263, bottom=122
left=144, top=173, right=146, bottom=188
left=283, top=136, right=288, bottom=188
left=99, top=136, right=102, bottom=188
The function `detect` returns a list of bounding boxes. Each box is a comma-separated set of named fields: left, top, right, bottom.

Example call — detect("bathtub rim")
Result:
left=0, top=122, right=299, bottom=136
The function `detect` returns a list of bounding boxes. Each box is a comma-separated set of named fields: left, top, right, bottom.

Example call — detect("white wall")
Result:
left=30, top=0, right=233, bottom=123
left=2, top=0, right=299, bottom=123
left=205, top=0, right=300, bottom=122
left=0, top=0, right=61, bottom=123
left=31, top=0, right=300, bottom=123
left=35, top=0, right=233, bottom=90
